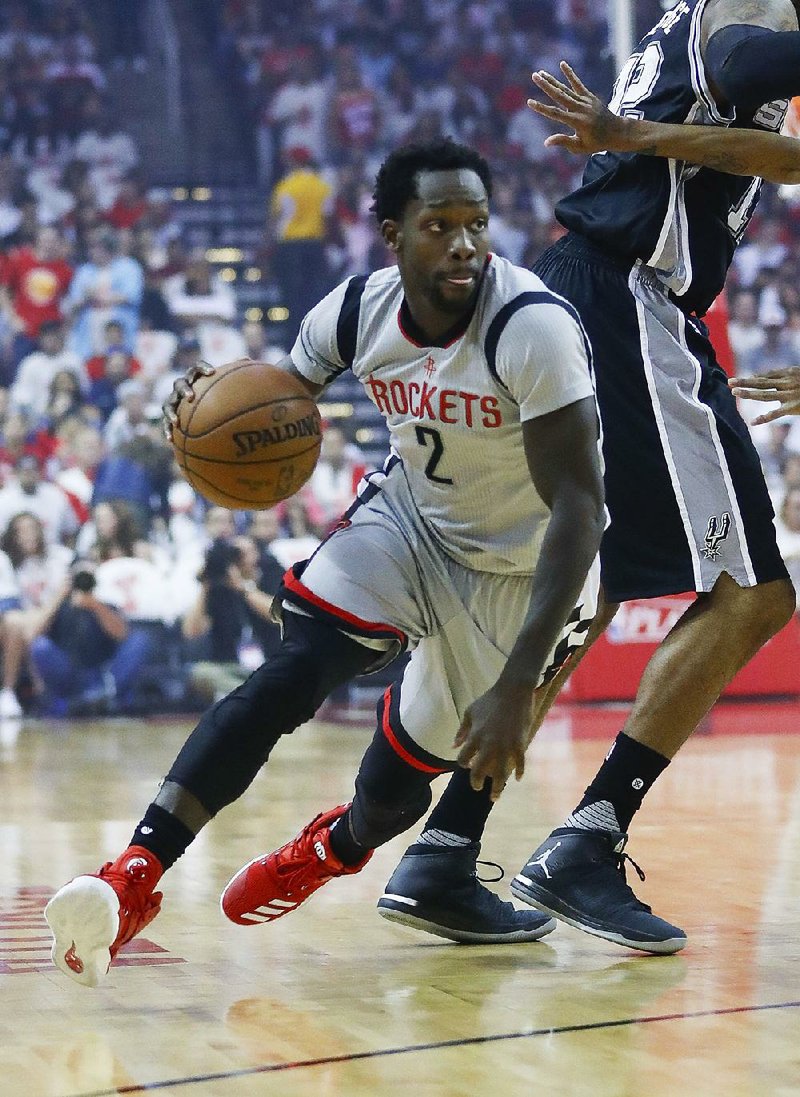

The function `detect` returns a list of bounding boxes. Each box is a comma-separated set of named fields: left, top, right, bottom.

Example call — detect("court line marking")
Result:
left=73, top=998, right=800, bottom=1096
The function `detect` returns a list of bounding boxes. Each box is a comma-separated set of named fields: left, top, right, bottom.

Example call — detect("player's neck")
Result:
left=399, top=294, right=475, bottom=348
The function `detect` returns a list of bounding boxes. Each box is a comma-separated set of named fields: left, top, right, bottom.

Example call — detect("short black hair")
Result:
left=372, top=138, right=492, bottom=225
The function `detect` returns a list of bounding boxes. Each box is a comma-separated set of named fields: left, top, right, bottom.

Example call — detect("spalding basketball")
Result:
left=172, top=359, right=322, bottom=509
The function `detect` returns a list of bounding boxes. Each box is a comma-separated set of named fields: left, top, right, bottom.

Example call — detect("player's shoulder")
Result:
left=479, top=253, right=584, bottom=335
left=702, top=0, right=798, bottom=40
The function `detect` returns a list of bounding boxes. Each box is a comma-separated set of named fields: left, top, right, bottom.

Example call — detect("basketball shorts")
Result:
left=280, top=463, right=600, bottom=769
left=534, top=234, right=788, bottom=602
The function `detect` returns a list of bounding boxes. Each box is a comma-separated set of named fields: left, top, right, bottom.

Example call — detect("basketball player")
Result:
left=500, top=0, right=800, bottom=950
left=45, top=139, right=607, bottom=986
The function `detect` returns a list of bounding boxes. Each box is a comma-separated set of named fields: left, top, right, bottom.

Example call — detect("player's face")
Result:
left=391, top=169, right=490, bottom=317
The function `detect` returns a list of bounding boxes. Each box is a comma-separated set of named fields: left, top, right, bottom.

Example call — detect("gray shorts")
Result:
left=282, top=465, right=599, bottom=767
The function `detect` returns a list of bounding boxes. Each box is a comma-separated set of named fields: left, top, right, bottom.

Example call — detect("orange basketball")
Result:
left=172, top=359, right=322, bottom=509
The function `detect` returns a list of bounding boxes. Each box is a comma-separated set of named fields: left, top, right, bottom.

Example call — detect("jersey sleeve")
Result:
left=290, top=276, right=360, bottom=387
left=491, top=295, right=595, bottom=421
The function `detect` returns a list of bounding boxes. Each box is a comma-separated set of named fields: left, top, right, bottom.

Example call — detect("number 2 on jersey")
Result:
left=415, top=426, right=453, bottom=484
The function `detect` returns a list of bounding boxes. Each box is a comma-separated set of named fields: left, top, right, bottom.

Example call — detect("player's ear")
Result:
left=381, top=219, right=401, bottom=252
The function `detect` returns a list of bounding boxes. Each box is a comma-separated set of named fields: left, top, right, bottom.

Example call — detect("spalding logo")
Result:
left=232, top=413, right=320, bottom=457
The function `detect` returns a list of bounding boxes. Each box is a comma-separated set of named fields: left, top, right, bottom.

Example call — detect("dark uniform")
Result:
left=534, top=0, right=789, bottom=601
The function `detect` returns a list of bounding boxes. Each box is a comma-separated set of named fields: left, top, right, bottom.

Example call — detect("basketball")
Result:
left=171, top=359, right=322, bottom=509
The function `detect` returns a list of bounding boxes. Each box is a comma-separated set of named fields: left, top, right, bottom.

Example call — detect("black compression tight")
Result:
left=166, top=613, right=375, bottom=817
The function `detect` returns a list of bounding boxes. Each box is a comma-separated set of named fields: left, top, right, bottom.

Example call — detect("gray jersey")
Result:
left=291, top=255, right=596, bottom=575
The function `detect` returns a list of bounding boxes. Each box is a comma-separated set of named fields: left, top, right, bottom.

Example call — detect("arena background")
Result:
left=1, top=0, right=799, bottom=719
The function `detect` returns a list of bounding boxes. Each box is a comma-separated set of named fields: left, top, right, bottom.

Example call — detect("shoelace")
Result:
left=612, top=849, right=652, bottom=913
left=273, top=815, right=333, bottom=891
left=475, top=858, right=504, bottom=884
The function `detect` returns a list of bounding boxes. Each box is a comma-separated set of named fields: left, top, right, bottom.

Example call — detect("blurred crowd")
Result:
left=0, top=0, right=798, bottom=720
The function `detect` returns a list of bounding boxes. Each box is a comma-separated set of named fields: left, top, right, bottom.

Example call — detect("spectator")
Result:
left=103, top=377, right=150, bottom=451
left=9, top=320, right=82, bottom=420
left=263, top=47, right=327, bottom=184
left=103, top=171, right=149, bottom=230
left=328, top=53, right=381, bottom=156
left=727, top=290, right=765, bottom=369
left=181, top=536, right=280, bottom=702
left=86, top=342, right=141, bottom=421
left=162, top=254, right=237, bottom=328
left=0, top=510, right=72, bottom=716
left=736, top=304, right=796, bottom=378
left=0, top=411, right=55, bottom=483
left=268, top=147, right=333, bottom=342
left=0, top=543, right=22, bottom=717
left=46, top=37, right=106, bottom=140
left=0, top=224, right=73, bottom=369
left=28, top=559, right=153, bottom=716
left=269, top=494, right=321, bottom=568
left=55, top=423, right=104, bottom=524
left=151, top=333, right=202, bottom=409
left=0, top=454, right=77, bottom=542
left=40, top=368, right=88, bottom=435
left=241, top=318, right=284, bottom=364
left=73, top=97, right=138, bottom=209
left=308, top=424, right=365, bottom=529
left=246, top=509, right=286, bottom=593
left=63, top=228, right=144, bottom=360
left=75, top=498, right=143, bottom=562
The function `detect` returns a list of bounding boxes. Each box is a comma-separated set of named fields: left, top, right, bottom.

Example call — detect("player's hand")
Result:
left=528, top=61, right=630, bottom=156
left=454, top=683, right=533, bottom=801
left=162, top=360, right=216, bottom=441
left=729, top=368, right=800, bottom=424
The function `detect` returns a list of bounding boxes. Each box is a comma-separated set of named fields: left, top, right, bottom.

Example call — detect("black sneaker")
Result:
left=377, top=843, right=556, bottom=944
left=510, top=828, right=687, bottom=955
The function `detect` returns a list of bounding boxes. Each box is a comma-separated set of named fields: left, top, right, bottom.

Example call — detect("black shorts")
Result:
left=534, top=233, right=788, bottom=603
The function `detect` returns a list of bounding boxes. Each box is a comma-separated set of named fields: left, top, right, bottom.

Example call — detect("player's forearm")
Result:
left=622, top=118, right=800, bottom=184
left=499, top=494, right=603, bottom=690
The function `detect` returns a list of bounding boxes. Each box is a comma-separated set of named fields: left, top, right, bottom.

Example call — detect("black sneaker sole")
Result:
left=509, top=875, right=687, bottom=955
left=377, top=895, right=556, bottom=944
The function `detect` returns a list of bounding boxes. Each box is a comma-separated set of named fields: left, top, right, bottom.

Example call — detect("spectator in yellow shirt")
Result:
left=269, top=148, right=333, bottom=342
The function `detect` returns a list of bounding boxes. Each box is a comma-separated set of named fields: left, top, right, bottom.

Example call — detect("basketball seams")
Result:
left=175, top=440, right=321, bottom=467
left=184, top=395, right=320, bottom=441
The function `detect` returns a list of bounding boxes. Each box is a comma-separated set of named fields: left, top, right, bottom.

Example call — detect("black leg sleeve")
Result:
left=347, top=728, right=436, bottom=849
left=167, top=613, right=375, bottom=816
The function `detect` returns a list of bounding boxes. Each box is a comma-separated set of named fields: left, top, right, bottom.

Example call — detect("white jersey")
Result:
left=291, top=254, right=595, bottom=574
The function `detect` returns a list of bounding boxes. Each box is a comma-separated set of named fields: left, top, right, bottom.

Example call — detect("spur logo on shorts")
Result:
left=703, top=512, right=731, bottom=560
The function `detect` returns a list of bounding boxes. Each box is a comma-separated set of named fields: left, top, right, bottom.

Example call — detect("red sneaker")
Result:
left=45, top=846, right=164, bottom=986
left=221, top=804, right=372, bottom=925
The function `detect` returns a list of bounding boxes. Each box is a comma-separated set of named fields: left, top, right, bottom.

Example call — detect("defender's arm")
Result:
left=530, top=62, right=800, bottom=184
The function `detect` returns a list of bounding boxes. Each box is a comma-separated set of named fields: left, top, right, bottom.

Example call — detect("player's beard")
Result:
left=427, top=276, right=479, bottom=317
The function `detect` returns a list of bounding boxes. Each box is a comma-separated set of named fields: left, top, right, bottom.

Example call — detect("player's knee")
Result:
left=716, top=574, right=795, bottom=639
left=349, top=778, right=433, bottom=848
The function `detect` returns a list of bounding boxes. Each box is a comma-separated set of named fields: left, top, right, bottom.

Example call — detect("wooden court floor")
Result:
left=1, top=700, right=799, bottom=1097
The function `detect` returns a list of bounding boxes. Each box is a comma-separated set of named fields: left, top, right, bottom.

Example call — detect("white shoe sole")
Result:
left=510, top=876, right=687, bottom=955
left=45, top=877, right=120, bottom=986
left=377, top=898, right=557, bottom=944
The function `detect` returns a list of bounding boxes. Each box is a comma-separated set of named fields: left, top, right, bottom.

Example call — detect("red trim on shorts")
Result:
left=380, top=686, right=448, bottom=774
left=282, top=568, right=407, bottom=643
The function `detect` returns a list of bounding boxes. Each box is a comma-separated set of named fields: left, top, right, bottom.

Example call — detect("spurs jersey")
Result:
left=291, top=254, right=595, bottom=575
left=557, top=0, right=790, bottom=316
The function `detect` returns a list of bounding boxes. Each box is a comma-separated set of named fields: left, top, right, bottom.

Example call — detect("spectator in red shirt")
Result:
left=103, top=172, right=149, bottom=231
left=328, top=54, right=380, bottom=156
left=84, top=319, right=142, bottom=383
left=0, top=225, right=73, bottom=368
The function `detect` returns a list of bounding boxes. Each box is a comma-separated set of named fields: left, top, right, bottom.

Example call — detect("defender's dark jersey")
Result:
left=556, top=0, right=790, bottom=316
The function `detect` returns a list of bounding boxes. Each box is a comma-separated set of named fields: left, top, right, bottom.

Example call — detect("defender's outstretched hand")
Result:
left=528, top=61, right=628, bottom=156
left=729, top=368, right=800, bottom=424
left=162, top=360, right=216, bottom=441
